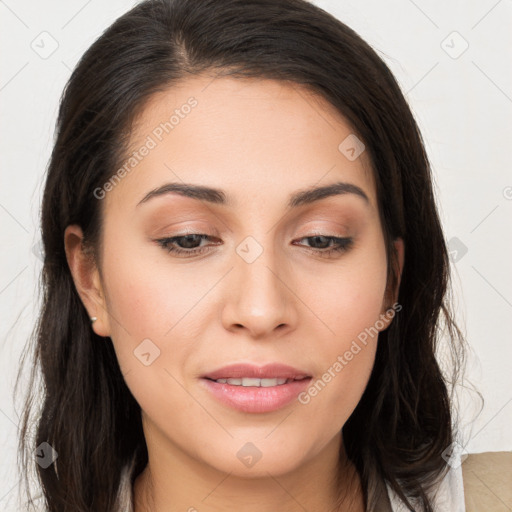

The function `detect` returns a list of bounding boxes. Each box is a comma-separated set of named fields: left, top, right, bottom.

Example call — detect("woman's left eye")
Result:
left=155, top=234, right=353, bottom=258
left=293, top=235, right=354, bottom=257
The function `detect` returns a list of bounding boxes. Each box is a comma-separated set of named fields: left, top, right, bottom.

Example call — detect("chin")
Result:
left=197, top=439, right=315, bottom=478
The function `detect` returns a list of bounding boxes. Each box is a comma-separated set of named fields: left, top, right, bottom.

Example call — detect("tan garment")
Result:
left=462, top=452, right=512, bottom=511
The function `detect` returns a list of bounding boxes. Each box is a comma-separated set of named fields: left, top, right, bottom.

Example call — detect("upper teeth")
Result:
left=215, top=377, right=289, bottom=387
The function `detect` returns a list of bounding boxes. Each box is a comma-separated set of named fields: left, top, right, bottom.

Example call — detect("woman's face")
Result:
left=75, top=75, right=403, bottom=477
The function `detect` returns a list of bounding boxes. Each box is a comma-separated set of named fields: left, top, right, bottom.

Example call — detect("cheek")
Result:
left=294, top=288, right=382, bottom=446
left=100, top=236, right=222, bottom=401
left=101, top=255, right=204, bottom=423
left=298, top=342, right=377, bottom=451
left=102, top=238, right=205, bottom=338
left=294, top=239, right=388, bottom=429
left=304, top=240, right=388, bottom=341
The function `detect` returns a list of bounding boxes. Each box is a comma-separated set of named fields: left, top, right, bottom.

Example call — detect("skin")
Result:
left=65, top=75, right=404, bottom=512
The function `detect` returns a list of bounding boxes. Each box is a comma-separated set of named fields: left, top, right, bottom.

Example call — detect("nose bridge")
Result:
left=223, top=234, right=296, bottom=335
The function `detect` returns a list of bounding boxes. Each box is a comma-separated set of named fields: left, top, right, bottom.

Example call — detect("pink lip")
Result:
left=200, top=363, right=312, bottom=413
left=200, top=378, right=311, bottom=413
left=201, top=363, right=311, bottom=380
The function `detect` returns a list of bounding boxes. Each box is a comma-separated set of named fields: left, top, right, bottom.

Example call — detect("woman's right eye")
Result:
left=155, top=234, right=219, bottom=257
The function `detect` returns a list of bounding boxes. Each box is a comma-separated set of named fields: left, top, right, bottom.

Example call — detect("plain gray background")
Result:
left=1, top=0, right=511, bottom=509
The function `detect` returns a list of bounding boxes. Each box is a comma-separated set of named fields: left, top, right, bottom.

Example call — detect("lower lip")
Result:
left=200, top=378, right=312, bottom=413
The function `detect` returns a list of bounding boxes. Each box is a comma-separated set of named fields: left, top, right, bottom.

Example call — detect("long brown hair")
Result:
left=16, top=0, right=467, bottom=510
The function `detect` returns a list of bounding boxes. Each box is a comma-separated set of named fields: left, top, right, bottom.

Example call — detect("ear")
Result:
left=64, top=225, right=111, bottom=337
left=378, top=237, right=405, bottom=330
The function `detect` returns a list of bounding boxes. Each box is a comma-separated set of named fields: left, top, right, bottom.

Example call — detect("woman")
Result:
left=17, top=0, right=469, bottom=510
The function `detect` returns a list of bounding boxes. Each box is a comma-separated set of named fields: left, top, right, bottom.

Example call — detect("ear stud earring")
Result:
left=90, top=317, right=98, bottom=323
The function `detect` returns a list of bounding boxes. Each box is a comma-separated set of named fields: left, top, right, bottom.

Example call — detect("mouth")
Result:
left=200, top=363, right=312, bottom=413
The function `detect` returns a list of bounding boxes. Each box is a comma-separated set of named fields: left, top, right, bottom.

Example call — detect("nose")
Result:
left=221, top=239, right=298, bottom=339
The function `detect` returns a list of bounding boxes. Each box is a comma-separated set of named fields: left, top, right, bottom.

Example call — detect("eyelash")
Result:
left=155, top=233, right=354, bottom=258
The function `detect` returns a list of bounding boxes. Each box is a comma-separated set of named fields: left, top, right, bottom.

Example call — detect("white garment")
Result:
left=386, top=452, right=466, bottom=511
left=115, top=453, right=466, bottom=511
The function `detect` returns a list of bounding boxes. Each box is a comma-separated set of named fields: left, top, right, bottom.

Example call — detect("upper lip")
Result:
left=202, top=363, right=311, bottom=380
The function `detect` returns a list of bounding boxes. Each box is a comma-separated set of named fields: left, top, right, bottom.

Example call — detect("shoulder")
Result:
left=462, top=451, right=512, bottom=511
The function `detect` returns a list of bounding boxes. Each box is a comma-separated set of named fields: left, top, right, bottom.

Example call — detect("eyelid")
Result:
left=296, top=221, right=351, bottom=237
left=300, top=227, right=349, bottom=237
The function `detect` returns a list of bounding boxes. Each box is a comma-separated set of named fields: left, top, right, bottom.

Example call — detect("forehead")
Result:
left=107, top=74, right=377, bottom=213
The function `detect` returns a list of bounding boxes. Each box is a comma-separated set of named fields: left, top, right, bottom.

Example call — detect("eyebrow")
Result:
left=136, top=181, right=370, bottom=209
